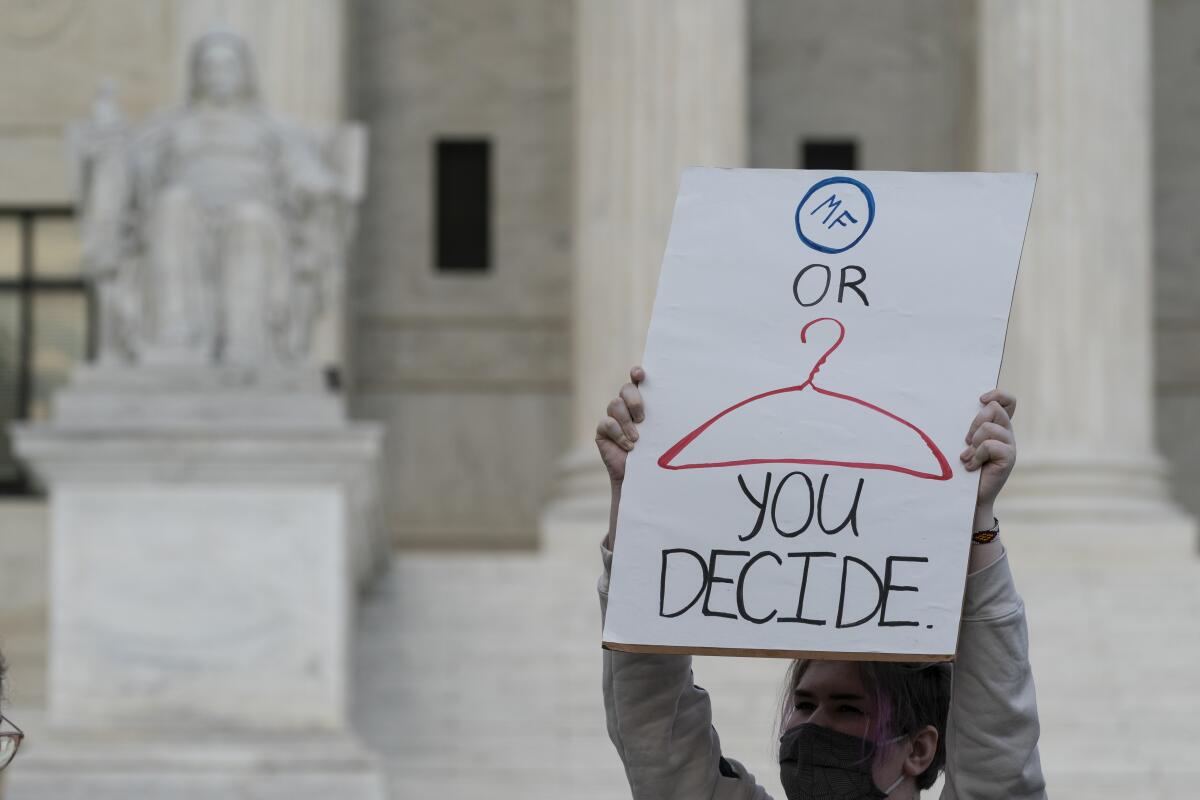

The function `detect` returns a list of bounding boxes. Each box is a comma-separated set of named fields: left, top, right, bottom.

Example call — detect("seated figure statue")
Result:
left=71, top=30, right=364, bottom=368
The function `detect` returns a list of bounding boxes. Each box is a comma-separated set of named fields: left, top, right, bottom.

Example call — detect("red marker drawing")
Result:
left=657, top=317, right=952, bottom=481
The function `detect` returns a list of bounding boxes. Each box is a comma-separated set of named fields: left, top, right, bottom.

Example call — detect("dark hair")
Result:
left=779, top=659, right=952, bottom=791
left=0, top=648, right=7, bottom=709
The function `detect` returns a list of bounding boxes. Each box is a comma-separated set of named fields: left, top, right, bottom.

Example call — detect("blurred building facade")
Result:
left=1, top=0, right=1198, bottom=798
left=2, top=0, right=1198, bottom=547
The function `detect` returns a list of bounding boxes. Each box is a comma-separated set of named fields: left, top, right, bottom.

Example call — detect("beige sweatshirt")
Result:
left=599, top=545, right=1047, bottom=799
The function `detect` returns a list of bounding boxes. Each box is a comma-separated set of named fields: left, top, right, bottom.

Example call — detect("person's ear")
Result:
left=903, top=724, right=939, bottom=778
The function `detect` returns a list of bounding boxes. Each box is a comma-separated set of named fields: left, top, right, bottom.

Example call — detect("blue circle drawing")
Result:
left=794, top=176, right=876, bottom=254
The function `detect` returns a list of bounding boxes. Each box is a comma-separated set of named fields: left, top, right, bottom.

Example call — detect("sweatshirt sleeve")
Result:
left=599, top=543, right=771, bottom=800
left=941, top=551, right=1048, bottom=799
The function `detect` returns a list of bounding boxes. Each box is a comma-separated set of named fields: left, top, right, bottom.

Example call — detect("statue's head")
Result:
left=188, top=30, right=258, bottom=107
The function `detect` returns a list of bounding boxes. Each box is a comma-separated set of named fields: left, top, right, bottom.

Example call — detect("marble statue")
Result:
left=71, top=80, right=135, bottom=364
left=70, top=31, right=365, bottom=367
left=11, top=26, right=387, bottom=800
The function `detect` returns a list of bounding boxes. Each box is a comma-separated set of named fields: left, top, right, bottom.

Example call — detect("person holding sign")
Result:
left=596, top=367, right=1046, bottom=799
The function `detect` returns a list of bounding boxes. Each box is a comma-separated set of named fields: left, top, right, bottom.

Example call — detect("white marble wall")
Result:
left=7, top=0, right=1194, bottom=551
left=47, top=485, right=348, bottom=730
left=0, top=0, right=347, bottom=202
left=0, top=0, right=174, bottom=204
left=348, top=0, right=573, bottom=547
left=749, top=0, right=974, bottom=171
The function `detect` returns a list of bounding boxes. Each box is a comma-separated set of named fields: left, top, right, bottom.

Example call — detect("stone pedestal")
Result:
left=30, top=365, right=388, bottom=588
left=550, top=0, right=748, bottom=518
left=977, top=0, right=1195, bottom=556
left=9, top=367, right=386, bottom=799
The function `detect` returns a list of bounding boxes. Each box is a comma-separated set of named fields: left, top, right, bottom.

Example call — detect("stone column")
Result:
left=977, top=0, right=1194, bottom=552
left=553, top=0, right=748, bottom=514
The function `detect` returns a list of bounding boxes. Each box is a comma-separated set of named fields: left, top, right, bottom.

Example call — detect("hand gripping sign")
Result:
left=603, top=169, right=1034, bottom=661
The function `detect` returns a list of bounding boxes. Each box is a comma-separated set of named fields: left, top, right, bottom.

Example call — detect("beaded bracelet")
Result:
left=972, top=516, right=1000, bottom=544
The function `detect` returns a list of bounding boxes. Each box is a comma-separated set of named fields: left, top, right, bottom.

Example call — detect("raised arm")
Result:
left=942, top=390, right=1047, bottom=799
left=596, top=367, right=768, bottom=800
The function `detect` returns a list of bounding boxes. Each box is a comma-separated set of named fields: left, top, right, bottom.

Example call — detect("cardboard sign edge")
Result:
left=602, top=640, right=955, bottom=664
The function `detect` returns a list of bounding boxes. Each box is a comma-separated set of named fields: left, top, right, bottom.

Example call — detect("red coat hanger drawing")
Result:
left=657, top=317, right=952, bottom=480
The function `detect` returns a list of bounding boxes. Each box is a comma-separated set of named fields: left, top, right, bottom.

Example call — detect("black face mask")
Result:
left=778, top=723, right=903, bottom=800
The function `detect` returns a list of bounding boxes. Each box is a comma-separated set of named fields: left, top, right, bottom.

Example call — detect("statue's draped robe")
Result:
left=128, top=105, right=337, bottom=365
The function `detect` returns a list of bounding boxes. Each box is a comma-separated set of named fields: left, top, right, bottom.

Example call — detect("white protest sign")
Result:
left=603, top=169, right=1034, bottom=661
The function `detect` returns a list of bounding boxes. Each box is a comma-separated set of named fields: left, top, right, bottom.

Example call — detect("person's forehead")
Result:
left=795, top=660, right=867, bottom=695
